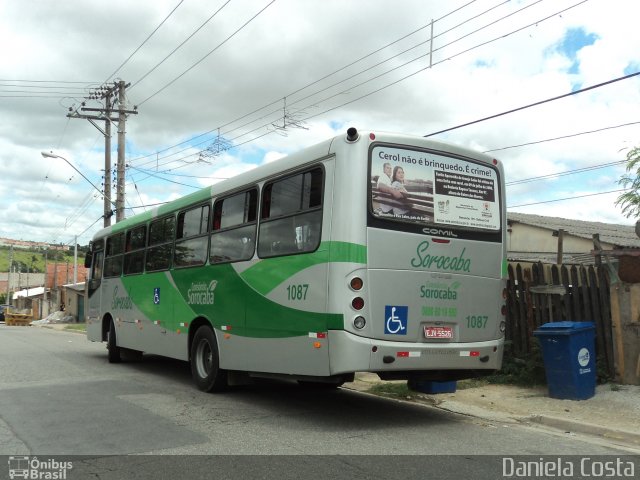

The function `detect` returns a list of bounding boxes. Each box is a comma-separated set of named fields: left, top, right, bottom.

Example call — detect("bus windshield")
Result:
left=370, top=144, right=501, bottom=232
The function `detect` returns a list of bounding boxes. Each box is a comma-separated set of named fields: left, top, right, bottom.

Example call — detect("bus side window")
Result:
left=210, top=188, right=257, bottom=264
left=258, top=167, right=323, bottom=258
left=92, top=250, right=104, bottom=281
left=104, top=233, right=124, bottom=277
left=174, top=204, right=210, bottom=268
left=146, top=215, right=175, bottom=272
left=124, top=225, right=146, bottom=275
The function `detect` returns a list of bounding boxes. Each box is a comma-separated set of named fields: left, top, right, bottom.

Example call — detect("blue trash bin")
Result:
left=533, top=321, right=596, bottom=400
left=408, top=379, right=457, bottom=394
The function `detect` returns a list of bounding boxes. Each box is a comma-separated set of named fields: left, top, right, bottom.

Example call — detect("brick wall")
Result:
left=47, top=263, right=87, bottom=287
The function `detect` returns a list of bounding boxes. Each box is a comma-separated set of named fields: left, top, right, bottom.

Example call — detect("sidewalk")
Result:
left=345, top=373, right=640, bottom=449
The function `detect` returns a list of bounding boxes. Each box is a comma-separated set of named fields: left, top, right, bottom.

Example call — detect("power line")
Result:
left=0, top=89, right=90, bottom=95
left=131, top=0, right=599, bottom=181
left=128, top=201, right=171, bottom=210
left=127, top=165, right=201, bottom=189
left=130, top=0, right=231, bottom=90
left=484, top=120, right=640, bottom=153
left=281, top=0, right=498, bottom=115
left=126, top=0, right=508, bottom=166
left=508, top=189, right=625, bottom=208
left=129, top=166, right=229, bottom=180
left=0, top=83, right=91, bottom=90
left=211, top=0, right=590, bottom=151
left=104, top=0, right=185, bottom=83
left=0, top=94, right=89, bottom=99
left=507, top=160, right=626, bottom=186
left=299, top=0, right=592, bottom=127
left=70, top=215, right=105, bottom=243
left=0, top=80, right=99, bottom=99
left=203, top=0, right=521, bottom=148
left=424, top=70, right=640, bottom=138
left=0, top=79, right=97, bottom=83
left=136, top=0, right=277, bottom=107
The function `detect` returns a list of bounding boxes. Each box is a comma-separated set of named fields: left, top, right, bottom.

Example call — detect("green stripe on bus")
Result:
left=123, top=263, right=344, bottom=337
left=239, top=241, right=367, bottom=295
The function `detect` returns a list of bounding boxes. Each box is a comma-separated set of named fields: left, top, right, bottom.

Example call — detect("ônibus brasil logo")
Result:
left=8, top=456, right=72, bottom=480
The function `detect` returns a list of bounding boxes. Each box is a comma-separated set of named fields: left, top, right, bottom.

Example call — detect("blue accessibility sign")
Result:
left=384, top=305, right=408, bottom=335
left=153, top=288, right=161, bottom=305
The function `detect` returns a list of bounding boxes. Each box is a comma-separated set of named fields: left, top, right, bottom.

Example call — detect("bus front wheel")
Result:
left=190, top=326, right=227, bottom=392
left=107, top=319, right=121, bottom=364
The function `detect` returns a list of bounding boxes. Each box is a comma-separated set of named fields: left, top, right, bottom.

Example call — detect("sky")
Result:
left=1, top=0, right=639, bottom=246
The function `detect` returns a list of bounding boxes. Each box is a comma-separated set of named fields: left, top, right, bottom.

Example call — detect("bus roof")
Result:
left=91, top=135, right=336, bottom=240
left=90, top=129, right=500, bottom=241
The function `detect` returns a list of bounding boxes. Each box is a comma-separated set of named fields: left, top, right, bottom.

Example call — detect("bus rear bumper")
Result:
left=329, top=330, right=504, bottom=380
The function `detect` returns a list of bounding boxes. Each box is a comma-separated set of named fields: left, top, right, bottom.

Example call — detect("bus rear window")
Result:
left=370, top=146, right=500, bottom=231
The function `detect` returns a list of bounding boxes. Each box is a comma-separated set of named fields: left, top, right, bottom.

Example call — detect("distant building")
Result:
left=0, top=272, right=45, bottom=294
left=507, top=212, right=640, bottom=264
left=0, top=237, right=69, bottom=251
left=46, top=263, right=87, bottom=288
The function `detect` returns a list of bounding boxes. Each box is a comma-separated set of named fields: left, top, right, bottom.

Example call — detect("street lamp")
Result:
left=41, top=151, right=112, bottom=206
left=42, top=150, right=115, bottom=228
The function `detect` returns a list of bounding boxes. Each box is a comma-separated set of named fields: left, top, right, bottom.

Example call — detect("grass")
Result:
left=457, top=378, right=490, bottom=389
left=64, top=324, right=86, bottom=333
left=368, top=382, right=413, bottom=398
left=368, top=379, right=485, bottom=397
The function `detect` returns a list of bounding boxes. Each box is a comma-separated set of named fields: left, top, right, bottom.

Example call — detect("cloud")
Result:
left=1, top=0, right=640, bottom=245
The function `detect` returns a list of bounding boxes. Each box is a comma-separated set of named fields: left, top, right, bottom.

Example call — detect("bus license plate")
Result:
left=424, top=326, right=453, bottom=339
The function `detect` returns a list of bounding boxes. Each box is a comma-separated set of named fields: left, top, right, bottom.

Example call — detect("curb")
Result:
left=37, top=324, right=87, bottom=334
left=345, top=381, right=640, bottom=449
left=525, top=414, right=640, bottom=447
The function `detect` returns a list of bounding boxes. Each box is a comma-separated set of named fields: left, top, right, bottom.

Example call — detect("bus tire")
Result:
left=190, top=326, right=227, bottom=392
left=107, top=319, right=121, bottom=364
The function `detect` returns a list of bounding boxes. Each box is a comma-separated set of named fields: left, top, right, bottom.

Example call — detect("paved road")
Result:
left=0, top=325, right=636, bottom=479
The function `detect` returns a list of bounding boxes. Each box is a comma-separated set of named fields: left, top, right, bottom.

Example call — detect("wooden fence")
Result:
left=506, top=262, right=615, bottom=377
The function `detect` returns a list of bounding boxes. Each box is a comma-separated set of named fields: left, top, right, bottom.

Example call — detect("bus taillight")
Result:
left=353, top=316, right=366, bottom=330
left=350, top=277, right=363, bottom=291
left=352, top=297, right=364, bottom=310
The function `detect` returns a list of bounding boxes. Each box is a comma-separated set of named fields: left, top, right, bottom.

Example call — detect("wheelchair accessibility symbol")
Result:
left=385, top=305, right=408, bottom=335
left=153, top=288, right=161, bottom=305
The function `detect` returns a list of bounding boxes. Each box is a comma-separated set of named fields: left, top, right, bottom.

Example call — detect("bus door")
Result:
left=86, top=244, right=104, bottom=342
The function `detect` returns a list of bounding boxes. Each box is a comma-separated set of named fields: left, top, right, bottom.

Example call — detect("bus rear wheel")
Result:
left=190, top=326, right=227, bottom=392
left=107, top=319, right=121, bottom=364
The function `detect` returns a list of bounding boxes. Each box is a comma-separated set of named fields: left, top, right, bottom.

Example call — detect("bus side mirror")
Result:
left=84, top=252, right=93, bottom=268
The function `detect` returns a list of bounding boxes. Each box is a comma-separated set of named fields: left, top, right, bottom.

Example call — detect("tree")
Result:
left=615, top=146, right=640, bottom=219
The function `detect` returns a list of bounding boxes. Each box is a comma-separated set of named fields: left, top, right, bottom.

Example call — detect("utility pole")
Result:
left=116, top=80, right=126, bottom=222
left=104, top=92, right=113, bottom=228
left=43, top=249, right=48, bottom=317
left=6, top=245, right=13, bottom=305
left=73, top=235, right=78, bottom=285
left=67, top=81, right=137, bottom=225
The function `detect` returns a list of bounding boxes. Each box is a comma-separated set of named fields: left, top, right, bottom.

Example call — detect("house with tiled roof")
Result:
left=507, top=212, right=640, bottom=265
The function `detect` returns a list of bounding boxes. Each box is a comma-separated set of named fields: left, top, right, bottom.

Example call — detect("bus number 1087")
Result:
left=286, top=284, right=309, bottom=301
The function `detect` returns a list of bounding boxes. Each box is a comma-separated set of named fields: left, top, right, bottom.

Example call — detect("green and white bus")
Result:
left=85, top=128, right=507, bottom=392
